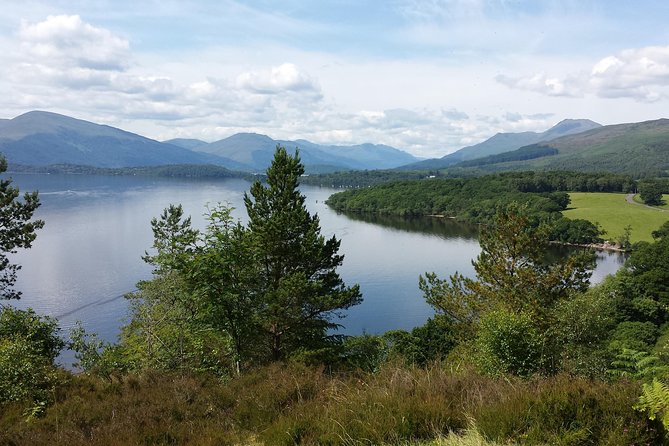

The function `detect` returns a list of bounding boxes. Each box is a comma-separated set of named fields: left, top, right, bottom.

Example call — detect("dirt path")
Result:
left=625, top=193, right=668, bottom=212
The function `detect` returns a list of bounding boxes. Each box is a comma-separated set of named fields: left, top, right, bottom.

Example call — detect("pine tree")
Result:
left=244, top=146, right=361, bottom=360
left=0, top=157, right=44, bottom=300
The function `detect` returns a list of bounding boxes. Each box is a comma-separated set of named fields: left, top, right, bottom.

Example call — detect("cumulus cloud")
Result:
left=19, top=15, right=130, bottom=71
left=0, top=14, right=571, bottom=158
left=497, top=45, right=669, bottom=103
left=236, top=63, right=321, bottom=96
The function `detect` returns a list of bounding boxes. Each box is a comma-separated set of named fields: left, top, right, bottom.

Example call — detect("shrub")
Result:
left=476, top=375, right=664, bottom=445
left=476, top=309, right=543, bottom=377
left=0, top=306, right=65, bottom=414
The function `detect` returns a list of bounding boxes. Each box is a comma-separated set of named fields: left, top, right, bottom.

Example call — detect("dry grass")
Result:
left=0, top=363, right=662, bottom=446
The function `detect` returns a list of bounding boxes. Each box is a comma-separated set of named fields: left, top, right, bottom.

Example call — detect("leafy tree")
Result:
left=640, top=181, right=664, bottom=206
left=420, top=204, right=594, bottom=375
left=0, top=307, right=64, bottom=414
left=244, top=146, right=362, bottom=360
left=121, top=205, right=234, bottom=375
left=187, top=204, right=261, bottom=371
left=0, top=157, right=44, bottom=299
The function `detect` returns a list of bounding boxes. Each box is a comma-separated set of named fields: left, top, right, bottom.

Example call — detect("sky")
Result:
left=1, top=0, right=669, bottom=158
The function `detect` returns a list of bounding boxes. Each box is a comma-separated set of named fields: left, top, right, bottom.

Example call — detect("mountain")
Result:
left=455, top=118, right=669, bottom=177
left=0, top=111, right=419, bottom=172
left=0, top=111, right=237, bottom=168
left=163, top=138, right=209, bottom=150
left=400, top=119, right=601, bottom=170
left=194, top=133, right=419, bottom=172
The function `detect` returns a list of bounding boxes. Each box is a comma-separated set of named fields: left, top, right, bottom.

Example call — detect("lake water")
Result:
left=8, top=174, right=626, bottom=358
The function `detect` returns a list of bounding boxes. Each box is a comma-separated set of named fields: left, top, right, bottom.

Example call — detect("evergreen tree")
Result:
left=0, top=157, right=44, bottom=300
left=244, top=146, right=362, bottom=360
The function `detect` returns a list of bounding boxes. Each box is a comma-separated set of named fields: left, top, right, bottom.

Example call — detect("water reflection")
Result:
left=337, top=212, right=479, bottom=240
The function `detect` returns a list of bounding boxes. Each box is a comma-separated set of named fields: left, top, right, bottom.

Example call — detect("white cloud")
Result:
left=236, top=63, right=321, bottom=96
left=497, top=45, right=669, bottom=103
left=495, top=73, right=585, bottom=97
left=19, top=15, right=130, bottom=71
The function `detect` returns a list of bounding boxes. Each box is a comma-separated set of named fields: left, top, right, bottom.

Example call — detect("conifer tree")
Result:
left=244, top=146, right=361, bottom=360
left=0, top=157, right=44, bottom=300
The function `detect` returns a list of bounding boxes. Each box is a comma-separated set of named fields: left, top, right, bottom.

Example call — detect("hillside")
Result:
left=0, top=111, right=418, bottom=172
left=163, top=138, right=208, bottom=150
left=401, top=119, right=601, bottom=170
left=462, top=118, right=669, bottom=177
left=0, top=111, right=236, bottom=168
left=194, top=133, right=419, bottom=172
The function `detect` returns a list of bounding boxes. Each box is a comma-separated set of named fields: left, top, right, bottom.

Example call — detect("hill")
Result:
left=401, top=119, right=601, bottom=170
left=462, top=118, right=669, bottom=177
left=0, top=111, right=236, bottom=168
left=163, top=138, right=208, bottom=150
left=194, top=133, right=419, bottom=172
left=0, top=111, right=417, bottom=172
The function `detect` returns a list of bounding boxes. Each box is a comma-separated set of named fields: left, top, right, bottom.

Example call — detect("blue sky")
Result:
left=1, top=0, right=669, bottom=157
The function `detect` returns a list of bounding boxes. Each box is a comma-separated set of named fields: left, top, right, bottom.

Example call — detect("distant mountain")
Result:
left=163, top=138, right=209, bottom=150
left=0, top=111, right=419, bottom=172
left=0, top=111, right=238, bottom=168
left=400, top=119, right=601, bottom=170
left=194, top=133, right=419, bottom=172
left=455, top=118, right=669, bottom=177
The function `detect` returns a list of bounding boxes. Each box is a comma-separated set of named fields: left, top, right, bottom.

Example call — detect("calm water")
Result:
left=8, top=174, right=625, bottom=357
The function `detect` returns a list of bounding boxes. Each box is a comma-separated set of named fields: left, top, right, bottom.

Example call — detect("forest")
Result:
left=2, top=149, right=669, bottom=445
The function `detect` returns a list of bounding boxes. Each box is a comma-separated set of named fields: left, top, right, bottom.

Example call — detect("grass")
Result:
left=564, top=192, right=669, bottom=243
left=0, top=363, right=660, bottom=445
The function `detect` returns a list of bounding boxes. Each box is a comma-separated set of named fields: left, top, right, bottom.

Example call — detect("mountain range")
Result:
left=1, top=111, right=667, bottom=177
left=463, top=118, right=669, bottom=177
left=0, top=111, right=419, bottom=173
left=400, top=119, right=602, bottom=170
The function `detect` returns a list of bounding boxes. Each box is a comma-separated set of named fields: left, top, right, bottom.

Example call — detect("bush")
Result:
left=476, top=375, right=664, bottom=445
left=0, top=306, right=65, bottom=415
left=476, top=309, right=543, bottom=377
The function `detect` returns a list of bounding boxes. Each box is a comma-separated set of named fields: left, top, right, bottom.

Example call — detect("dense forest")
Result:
left=325, top=171, right=637, bottom=245
left=3, top=151, right=669, bottom=445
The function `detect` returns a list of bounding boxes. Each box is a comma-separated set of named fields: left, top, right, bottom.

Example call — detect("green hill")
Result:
left=460, top=119, right=669, bottom=177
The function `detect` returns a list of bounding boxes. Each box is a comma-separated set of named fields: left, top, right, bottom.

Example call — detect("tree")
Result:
left=244, top=146, right=362, bottom=360
left=420, top=204, right=594, bottom=375
left=0, top=157, right=44, bottom=299
left=639, top=181, right=664, bottom=206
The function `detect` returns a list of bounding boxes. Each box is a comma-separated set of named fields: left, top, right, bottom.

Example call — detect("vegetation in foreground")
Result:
left=4, top=149, right=669, bottom=444
left=0, top=364, right=658, bottom=446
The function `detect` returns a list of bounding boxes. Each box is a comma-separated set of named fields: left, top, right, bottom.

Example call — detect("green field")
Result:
left=565, top=193, right=669, bottom=243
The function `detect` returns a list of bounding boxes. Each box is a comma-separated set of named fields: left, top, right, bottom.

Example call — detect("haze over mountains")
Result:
left=1, top=111, right=668, bottom=177
left=401, top=119, right=602, bottom=170
left=468, top=118, right=669, bottom=177
left=0, top=111, right=420, bottom=173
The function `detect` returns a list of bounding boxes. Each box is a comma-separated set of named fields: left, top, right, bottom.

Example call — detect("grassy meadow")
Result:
left=564, top=192, right=669, bottom=243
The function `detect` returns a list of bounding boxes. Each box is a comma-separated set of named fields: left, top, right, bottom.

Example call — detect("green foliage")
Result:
left=244, top=146, right=362, bottom=361
left=552, top=289, right=615, bottom=378
left=610, top=321, right=660, bottom=352
left=0, top=306, right=65, bottom=415
left=118, top=146, right=361, bottom=373
left=69, top=322, right=130, bottom=378
left=475, top=375, right=663, bottom=445
left=2, top=364, right=663, bottom=446
left=121, top=272, right=233, bottom=375
left=476, top=309, right=543, bottom=377
left=420, top=205, right=593, bottom=377
left=0, top=156, right=44, bottom=300
left=0, top=306, right=64, bottom=360
left=609, top=349, right=669, bottom=381
left=549, top=217, right=605, bottom=244
left=384, top=317, right=458, bottom=366
left=636, top=379, right=669, bottom=434
left=640, top=180, right=665, bottom=206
